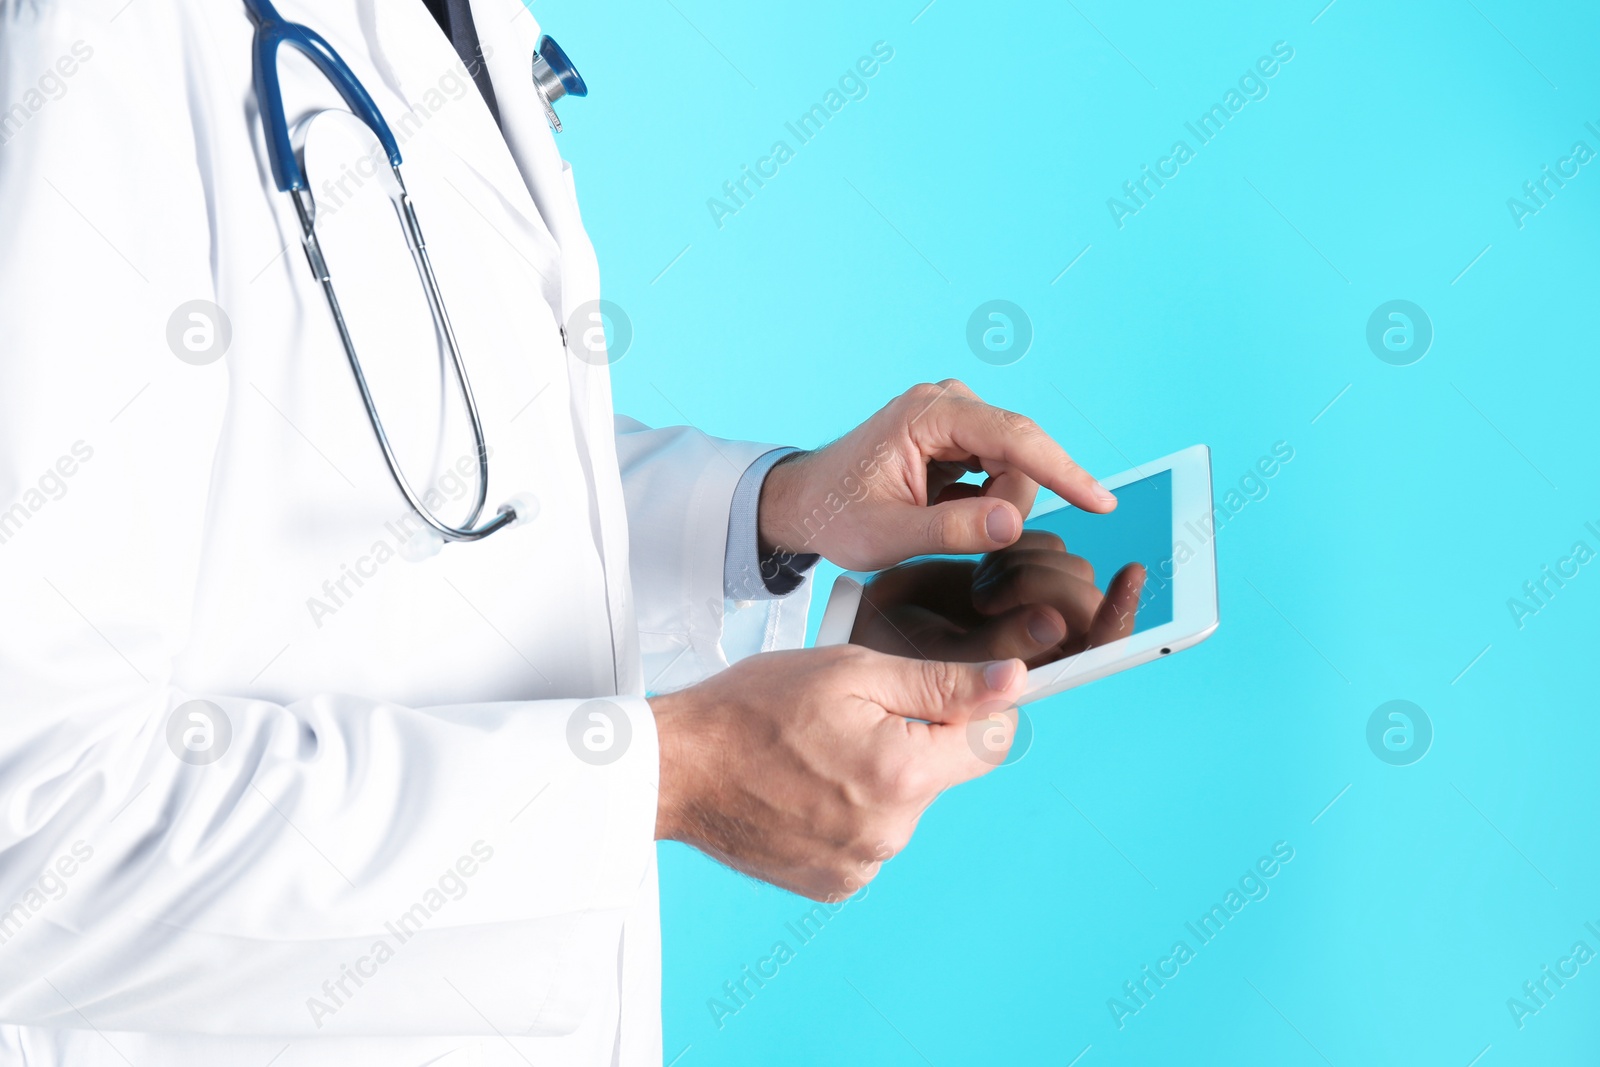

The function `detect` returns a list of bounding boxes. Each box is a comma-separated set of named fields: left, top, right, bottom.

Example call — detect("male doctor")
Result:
left=0, top=0, right=1120, bottom=1063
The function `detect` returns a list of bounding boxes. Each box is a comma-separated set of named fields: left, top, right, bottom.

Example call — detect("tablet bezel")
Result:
left=1019, top=443, right=1218, bottom=702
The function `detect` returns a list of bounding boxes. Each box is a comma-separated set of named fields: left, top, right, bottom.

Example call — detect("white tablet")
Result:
left=812, top=444, right=1219, bottom=704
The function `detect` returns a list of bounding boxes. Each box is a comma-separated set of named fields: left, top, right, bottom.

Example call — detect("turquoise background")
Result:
left=547, top=0, right=1600, bottom=1062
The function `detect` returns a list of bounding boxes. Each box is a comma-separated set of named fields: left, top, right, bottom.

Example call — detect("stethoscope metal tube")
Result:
left=288, top=179, right=523, bottom=547
left=244, top=0, right=584, bottom=553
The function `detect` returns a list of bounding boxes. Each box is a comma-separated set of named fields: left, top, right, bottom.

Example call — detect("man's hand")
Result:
left=758, top=380, right=1117, bottom=571
left=850, top=531, right=1149, bottom=668
left=650, top=646, right=1027, bottom=901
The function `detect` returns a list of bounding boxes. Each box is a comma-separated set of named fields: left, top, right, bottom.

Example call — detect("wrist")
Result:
left=756, top=450, right=810, bottom=558
left=649, top=688, right=713, bottom=844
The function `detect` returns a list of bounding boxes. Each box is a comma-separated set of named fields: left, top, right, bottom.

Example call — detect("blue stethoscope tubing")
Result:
left=243, top=0, right=525, bottom=548
left=245, top=0, right=401, bottom=193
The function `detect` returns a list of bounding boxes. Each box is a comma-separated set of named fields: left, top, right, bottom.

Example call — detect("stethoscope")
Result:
left=244, top=0, right=587, bottom=556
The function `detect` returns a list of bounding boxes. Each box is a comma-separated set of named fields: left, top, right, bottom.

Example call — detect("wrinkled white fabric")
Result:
left=0, top=0, right=810, bottom=1063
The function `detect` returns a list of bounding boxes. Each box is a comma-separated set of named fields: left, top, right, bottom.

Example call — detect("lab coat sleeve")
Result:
left=0, top=3, right=659, bottom=1040
left=0, top=689, right=661, bottom=1039
left=615, top=417, right=814, bottom=693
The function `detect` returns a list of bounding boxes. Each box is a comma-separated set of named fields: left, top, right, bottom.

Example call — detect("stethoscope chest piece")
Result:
left=530, top=35, right=586, bottom=132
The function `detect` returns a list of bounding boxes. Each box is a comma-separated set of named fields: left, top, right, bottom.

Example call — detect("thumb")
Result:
left=881, top=656, right=1028, bottom=786
left=878, top=497, right=1023, bottom=559
left=870, top=655, right=1027, bottom=726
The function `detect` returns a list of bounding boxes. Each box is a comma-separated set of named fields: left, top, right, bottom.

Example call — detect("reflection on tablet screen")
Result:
left=849, top=469, right=1176, bottom=666
left=1026, top=469, right=1174, bottom=634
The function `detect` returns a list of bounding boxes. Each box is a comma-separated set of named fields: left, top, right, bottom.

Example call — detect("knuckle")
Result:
left=802, top=877, right=847, bottom=903
left=829, top=858, right=881, bottom=900
left=866, top=752, right=935, bottom=807
left=866, top=748, right=908, bottom=798
left=842, top=809, right=883, bottom=857
left=923, top=658, right=965, bottom=705
left=854, top=862, right=884, bottom=892
left=890, top=764, right=934, bottom=804
left=925, top=505, right=962, bottom=547
left=826, top=642, right=871, bottom=674
left=831, top=641, right=866, bottom=665
left=859, top=816, right=903, bottom=856
left=854, top=831, right=891, bottom=863
left=996, top=408, right=1038, bottom=437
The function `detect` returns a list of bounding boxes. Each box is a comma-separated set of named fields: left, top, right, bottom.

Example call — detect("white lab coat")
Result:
left=0, top=1, right=810, bottom=1063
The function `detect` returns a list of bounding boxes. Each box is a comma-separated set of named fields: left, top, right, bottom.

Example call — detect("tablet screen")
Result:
left=846, top=467, right=1180, bottom=666
left=1026, top=469, right=1174, bottom=635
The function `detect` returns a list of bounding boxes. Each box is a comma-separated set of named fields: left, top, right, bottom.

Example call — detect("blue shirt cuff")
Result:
left=724, top=448, right=820, bottom=600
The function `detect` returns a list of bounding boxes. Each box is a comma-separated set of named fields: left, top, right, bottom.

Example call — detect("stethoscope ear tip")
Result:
left=501, top=492, right=541, bottom=528
left=401, top=528, right=447, bottom=563
left=398, top=494, right=537, bottom=562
